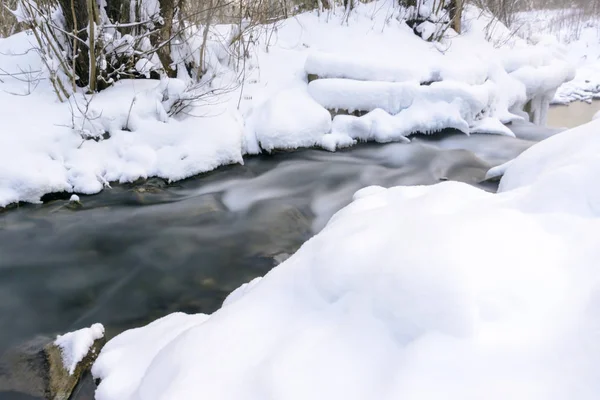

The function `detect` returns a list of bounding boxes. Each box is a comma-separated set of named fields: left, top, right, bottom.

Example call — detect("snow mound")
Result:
left=93, top=120, right=600, bottom=400
left=319, top=132, right=357, bottom=151
left=497, top=119, right=600, bottom=210
left=246, top=88, right=332, bottom=153
left=305, top=52, right=434, bottom=83
left=54, top=323, right=104, bottom=375
left=308, top=79, right=491, bottom=120
left=92, top=313, right=208, bottom=400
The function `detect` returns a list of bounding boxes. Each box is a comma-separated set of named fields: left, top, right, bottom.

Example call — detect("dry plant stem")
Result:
left=198, top=0, right=215, bottom=79
left=87, top=0, right=97, bottom=92
left=70, top=0, right=77, bottom=91
left=20, top=0, right=69, bottom=100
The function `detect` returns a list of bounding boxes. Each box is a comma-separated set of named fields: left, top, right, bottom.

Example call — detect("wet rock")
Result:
left=133, top=178, right=168, bottom=194
left=0, top=334, right=105, bottom=400
left=246, top=203, right=312, bottom=258
left=66, top=195, right=83, bottom=210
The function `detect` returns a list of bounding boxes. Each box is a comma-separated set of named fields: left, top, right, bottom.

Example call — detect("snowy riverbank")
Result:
left=515, top=8, right=600, bottom=104
left=91, top=116, right=600, bottom=400
left=0, top=0, right=574, bottom=207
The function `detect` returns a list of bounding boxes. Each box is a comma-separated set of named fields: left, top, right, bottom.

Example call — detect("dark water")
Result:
left=0, top=127, right=560, bottom=399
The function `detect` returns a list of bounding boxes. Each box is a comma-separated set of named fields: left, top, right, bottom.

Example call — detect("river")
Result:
left=0, top=118, right=571, bottom=399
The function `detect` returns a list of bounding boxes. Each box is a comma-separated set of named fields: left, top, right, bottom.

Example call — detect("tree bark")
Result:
left=198, top=0, right=214, bottom=79
left=58, top=0, right=90, bottom=86
left=153, top=0, right=177, bottom=77
left=449, top=0, right=463, bottom=34
left=105, top=0, right=131, bottom=27
left=87, top=0, right=97, bottom=91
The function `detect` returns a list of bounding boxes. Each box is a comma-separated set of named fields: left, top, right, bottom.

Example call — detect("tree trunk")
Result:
left=450, top=0, right=462, bottom=34
left=198, top=0, right=214, bottom=79
left=87, top=0, right=97, bottom=91
left=105, top=0, right=131, bottom=28
left=58, top=0, right=90, bottom=86
left=153, top=0, right=176, bottom=77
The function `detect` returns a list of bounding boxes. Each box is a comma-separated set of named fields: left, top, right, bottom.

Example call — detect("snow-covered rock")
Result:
left=246, top=88, right=332, bottom=153
left=0, top=327, right=106, bottom=399
left=55, top=323, right=105, bottom=375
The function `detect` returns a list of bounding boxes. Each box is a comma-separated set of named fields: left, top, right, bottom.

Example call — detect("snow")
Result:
left=222, top=277, right=263, bottom=307
left=515, top=8, right=600, bottom=104
left=304, top=52, right=433, bottom=83
left=0, top=42, right=244, bottom=205
left=91, top=314, right=208, bottom=400
left=470, top=117, right=515, bottom=137
left=54, top=323, right=105, bottom=375
left=308, top=79, right=492, bottom=119
left=319, top=131, right=357, bottom=152
left=0, top=0, right=575, bottom=207
left=330, top=103, right=466, bottom=143
left=246, top=88, right=332, bottom=153
left=69, top=194, right=80, bottom=202
left=496, top=118, right=600, bottom=201
left=92, top=119, right=600, bottom=400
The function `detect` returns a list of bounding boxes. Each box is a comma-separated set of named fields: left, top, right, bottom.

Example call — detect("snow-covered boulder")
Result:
left=0, top=324, right=105, bottom=399
left=246, top=88, right=332, bottom=153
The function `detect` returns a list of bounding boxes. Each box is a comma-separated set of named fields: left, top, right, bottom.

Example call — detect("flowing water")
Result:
left=0, top=123, right=563, bottom=399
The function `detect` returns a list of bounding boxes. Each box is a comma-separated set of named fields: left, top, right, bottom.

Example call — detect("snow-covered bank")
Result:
left=0, top=0, right=574, bottom=207
left=92, top=119, right=600, bottom=400
left=515, top=8, right=600, bottom=104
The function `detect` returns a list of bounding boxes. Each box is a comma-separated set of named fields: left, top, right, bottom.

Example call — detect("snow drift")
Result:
left=92, top=119, right=600, bottom=400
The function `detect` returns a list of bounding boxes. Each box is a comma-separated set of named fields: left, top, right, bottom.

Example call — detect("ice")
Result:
left=331, top=103, right=467, bottom=142
left=470, top=117, right=515, bottom=137
left=54, top=323, right=104, bottom=375
left=92, top=118, right=600, bottom=400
